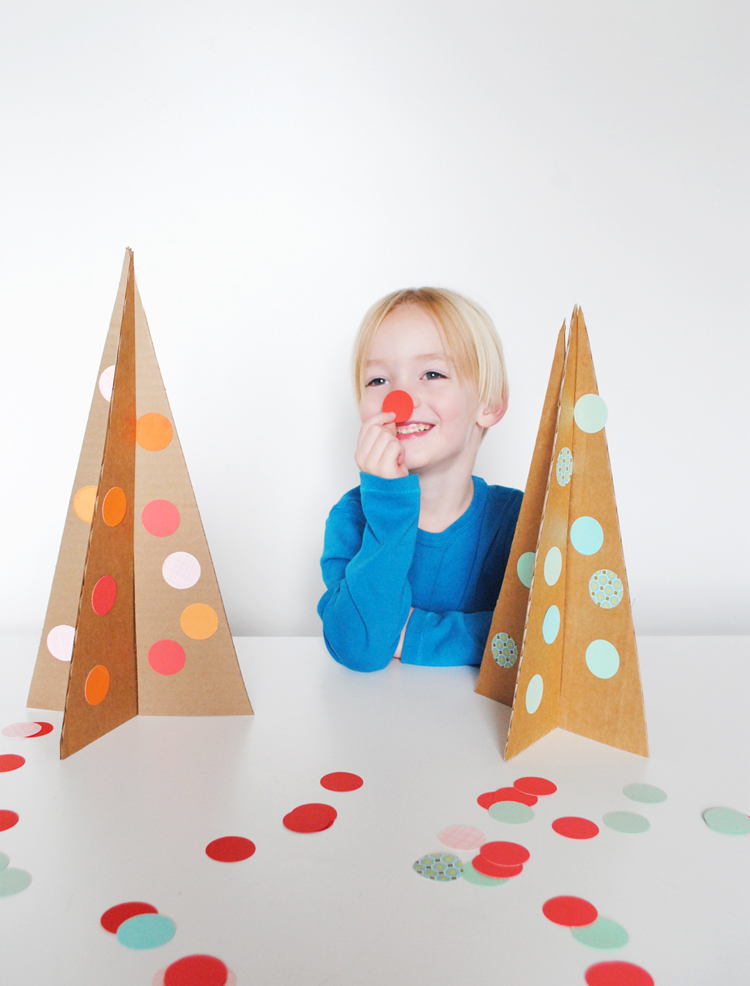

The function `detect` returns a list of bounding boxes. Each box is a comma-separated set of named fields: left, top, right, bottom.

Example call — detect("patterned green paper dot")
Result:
left=556, top=447, right=573, bottom=486
left=572, top=917, right=629, bottom=949
left=413, top=852, right=464, bottom=882
left=116, top=913, right=176, bottom=949
left=589, top=570, right=623, bottom=609
left=0, top=852, right=9, bottom=872
left=462, top=859, right=509, bottom=886
left=488, top=801, right=535, bottom=824
left=517, top=552, right=535, bottom=588
left=574, top=394, right=608, bottom=433
left=491, top=632, right=518, bottom=668
left=0, top=868, right=32, bottom=897
left=702, top=807, right=750, bottom=835
left=623, top=783, right=667, bottom=804
left=603, top=811, right=650, bottom=834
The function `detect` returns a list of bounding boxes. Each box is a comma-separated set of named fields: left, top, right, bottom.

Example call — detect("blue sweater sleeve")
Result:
left=317, top=473, right=420, bottom=671
left=403, top=609, right=493, bottom=667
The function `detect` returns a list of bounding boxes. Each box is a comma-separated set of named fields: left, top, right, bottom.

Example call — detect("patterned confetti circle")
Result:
left=438, top=825, right=486, bottom=851
left=491, top=632, right=518, bottom=668
left=588, top=570, right=623, bottom=609
left=413, top=852, right=464, bottom=882
left=556, top=447, right=573, bottom=486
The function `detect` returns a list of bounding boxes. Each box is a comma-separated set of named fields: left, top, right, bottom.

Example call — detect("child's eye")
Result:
left=423, top=371, right=446, bottom=380
left=366, top=377, right=387, bottom=387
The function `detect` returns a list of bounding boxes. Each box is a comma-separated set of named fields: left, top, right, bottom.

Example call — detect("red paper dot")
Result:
left=543, top=895, right=598, bottom=927
left=0, top=755, right=25, bottom=772
left=552, top=816, right=600, bottom=840
left=91, top=575, right=117, bottom=615
left=148, top=639, right=186, bottom=676
left=320, top=772, right=363, bottom=792
left=479, top=841, right=530, bottom=866
left=100, top=901, right=158, bottom=933
left=142, top=499, right=181, bottom=537
left=514, top=776, right=557, bottom=796
left=164, top=955, right=228, bottom=986
left=205, top=836, right=256, bottom=862
left=477, top=787, right=537, bottom=809
left=472, top=855, right=523, bottom=878
left=0, top=810, right=19, bottom=831
left=585, top=961, right=655, bottom=986
left=283, top=803, right=337, bottom=833
left=30, top=722, right=54, bottom=737
left=382, top=390, right=414, bottom=423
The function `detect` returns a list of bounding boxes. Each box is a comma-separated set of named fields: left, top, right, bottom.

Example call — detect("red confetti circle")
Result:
left=283, top=803, right=337, bottom=833
left=164, top=954, right=229, bottom=986
left=148, top=639, right=186, bottom=676
left=477, top=787, right=537, bottom=809
left=552, top=816, right=600, bottom=840
left=382, top=390, right=414, bottom=423
left=0, top=755, right=25, bottom=772
left=100, top=901, right=158, bottom=933
left=30, top=722, right=54, bottom=737
left=514, top=775, right=557, bottom=796
left=479, top=841, right=530, bottom=866
left=91, top=575, right=117, bottom=615
left=205, top=836, right=256, bottom=862
left=585, top=961, right=655, bottom=986
left=0, top=810, right=19, bottom=832
left=543, top=895, right=598, bottom=927
left=320, top=772, right=363, bottom=792
left=472, top=855, right=523, bottom=878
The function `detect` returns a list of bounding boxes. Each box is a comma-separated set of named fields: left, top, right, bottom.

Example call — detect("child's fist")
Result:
left=355, top=411, right=408, bottom=479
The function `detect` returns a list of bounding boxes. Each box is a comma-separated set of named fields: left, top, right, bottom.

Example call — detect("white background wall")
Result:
left=1, top=0, right=747, bottom=638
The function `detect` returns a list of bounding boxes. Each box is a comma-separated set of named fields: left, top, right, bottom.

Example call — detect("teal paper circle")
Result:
left=556, top=447, right=573, bottom=486
left=488, top=801, right=535, bottom=824
left=491, top=632, right=518, bottom=668
left=571, top=917, right=629, bottom=949
left=462, top=860, right=508, bottom=886
left=542, top=605, right=561, bottom=645
left=0, top=852, right=9, bottom=872
left=413, top=853, right=464, bottom=881
left=0, top=868, right=32, bottom=897
left=544, top=547, right=562, bottom=586
left=517, top=552, right=535, bottom=588
left=702, top=807, right=750, bottom=835
left=574, top=394, right=608, bottom=433
left=589, top=570, right=623, bottom=609
left=623, top=783, right=667, bottom=804
left=585, top=639, right=620, bottom=679
left=570, top=516, right=604, bottom=555
left=116, top=913, right=176, bottom=950
left=526, top=674, right=544, bottom=714
left=603, top=811, right=650, bottom=834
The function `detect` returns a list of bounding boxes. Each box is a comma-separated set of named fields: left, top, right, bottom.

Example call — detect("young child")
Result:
left=318, top=287, right=522, bottom=672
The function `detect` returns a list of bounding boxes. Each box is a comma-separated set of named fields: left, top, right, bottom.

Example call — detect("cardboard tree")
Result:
left=28, top=250, right=253, bottom=758
left=476, top=307, right=648, bottom=760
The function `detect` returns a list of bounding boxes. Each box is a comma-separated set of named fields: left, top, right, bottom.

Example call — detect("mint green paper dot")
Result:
left=0, top=852, right=9, bottom=872
left=574, top=394, right=608, bottom=433
left=526, top=673, right=544, bottom=714
left=544, top=546, right=562, bottom=586
left=572, top=917, right=629, bottom=949
left=542, top=605, right=560, bottom=645
left=517, top=552, right=535, bottom=588
left=462, top=860, right=508, bottom=887
left=623, top=783, right=667, bottom=804
left=703, top=807, right=750, bottom=835
left=116, top=913, right=176, bottom=949
left=0, top=868, right=32, bottom=896
left=488, top=801, right=535, bottom=824
left=603, top=811, right=650, bottom=834
left=570, top=516, right=604, bottom=555
left=585, top=639, right=620, bottom=679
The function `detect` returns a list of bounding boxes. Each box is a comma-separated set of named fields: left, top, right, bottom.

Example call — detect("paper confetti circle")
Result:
left=91, top=575, right=117, bottom=616
left=101, top=902, right=159, bottom=933
left=0, top=755, right=25, bottom=772
left=552, top=817, right=600, bottom=840
left=99, top=364, right=115, bottom=401
left=136, top=413, right=173, bottom=451
left=478, top=787, right=537, bottom=809
left=488, top=802, right=534, bottom=824
left=154, top=967, right=237, bottom=986
left=544, top=546, right=562, bottom=586
left=585, top=961, right=654, bottom=986
left=46, top=624, right=75, bottom=662
left=623, top=783, right=667, bottom=804
left=0, top=868, right=32, bottom=897
left=102, top=487, right=127, bottom=527
left=542, top=605, right=560, bottom=644
left=472, top=855, right=522, bottom=878
left=164, top=955, right=229, bottom=986
left=0, top=853, right=8, bottom=871
left=142, top=500, right=181, bottom=537
left=586, top=640, right=620, bottom=679
left=116, top=913, right=176, bottom=950
left=283, top=803, right=337, bottom=833
left=525, top=674, right=543, bottom=714
left=1, top=722, right=43, bottom=738
left=438, top=825, right=486, bottom=851
left=180, top=604, right=219, bottom=640
left=30, top=721, right=54, bottom=737
left=461, top=859, right=508, bottom=886
left=603, top=812, right=650, bottom=834
left=206, top=836, right=256, bottom=862
left=589, top=570, right=623, bottom=609
left=85, top=665, right=110, bottom=706
left=491, top=632, right=518, bottom=668
left=543, top=895, right=598, bottom=927
left=556, top=446, right=573, bottom=486
left=382, top=389, right=414, bottom=423
left=0, top=811, right=19, bottom=832
left=479, top=841, right=529, bottom=866
left=514, top=776, right=557, bottom=796
left=162, top=552, right=201, bottom=590
left=516, top=551, right=535, bottom=588
left=413, top=852, right=464, bottom=882
left=73, top=486, right=97, bottom=523
left=320, top=772, right=364, bottom=792
left=148, top=640, right=186, bottom=676
left=572, top=917, right=630, bottom=950
left=570, top=516, right=604, bottom=555
left=702, top=807, right=750, bottom=835
left=574, top=394, right=608, bottom=433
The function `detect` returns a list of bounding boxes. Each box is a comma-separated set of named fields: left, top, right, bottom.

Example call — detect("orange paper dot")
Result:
left=85, top=665, right=110, bottom=705
left=180, top=604, right=219, bottom=640
left=73, top=486, right=97, bottom=523
left=136, top=413, right=173, bottom=451
left=102, top=487, right=127, bottom=527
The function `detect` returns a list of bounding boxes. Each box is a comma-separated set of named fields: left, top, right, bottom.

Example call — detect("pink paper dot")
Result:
left=1, top=723, right=43, bottom=739
left=142, top=500, right=181, bottom=537
left=148, top=640, right=186, bottom=676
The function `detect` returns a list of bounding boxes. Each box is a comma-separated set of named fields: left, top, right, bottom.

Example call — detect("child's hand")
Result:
left=355, top=411, right=409, bottom=479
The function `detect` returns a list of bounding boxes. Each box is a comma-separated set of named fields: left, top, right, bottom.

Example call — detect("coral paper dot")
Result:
left=1, top=722, right=43, bottom=738
left=164, top=955, right=229, bottom=986
left=180, top=604, right=219, bottom=640
left=479, top=841, right=530, bottom=866
left=47, top=624, right=75, bottom=661
left=91, top=575, right=117, bottom=615
left=543, top=895, right=598, bottom=927
left=205, top=836, right=256, bottom=862
left=102, top=487, right=127, bottom=527
left=320, top=772, right=364, bottom=792
left=514, top=776, right=557, bottom=796
left=585, top=961, right=654, bottom=986
left=552, top=816, right=600, bottom=840
left=142, top=499, right=181, bottom=537
left=137, top=412, right=173, bottom=451
left=85, top=665, right=110, bottom=705
left=101, top=901, right=159, bottom=934
left=472, top=855, right=523, bottom=878
left=0, top=755, right=25, bottom=772
left=148, top=640, right=186, bottom=676
left=0, top=811, right=19, bottom=832
left=382, top=390, right=414, bottom=423
left=283, top=803, right=337, bottom=833
left=73, top=486, right=97, bottom=523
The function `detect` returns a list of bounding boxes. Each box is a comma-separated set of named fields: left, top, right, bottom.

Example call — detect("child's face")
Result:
left=360, top=305, right=496, bottom=477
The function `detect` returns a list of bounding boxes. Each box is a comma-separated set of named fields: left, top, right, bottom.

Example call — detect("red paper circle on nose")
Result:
left=514, top=776, right=557, bottom=796
left=543, top=895, right=598, bottom=927
left=479, top=841, right=530, bottom=866
left=164, top=955, right=229, bottom=986
left=205, top=836, right=256, bottom=862
left=283, top=803, right=337, bottom=833
left=100, top=901, right=158, bottom=933
left=320, top=772, right=363, bottom=792
left=382, top=390, right=414, bottom=423
left=472, top=855, right=523, bottom=878
left=91, top=575, right=117, bottom=615
left=585, top=962, right=654, bottom=986
left=552, top=816, right=600, bottom=840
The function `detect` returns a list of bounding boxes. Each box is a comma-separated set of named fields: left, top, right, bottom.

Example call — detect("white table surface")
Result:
left=1, top=635, right=749, bottom=985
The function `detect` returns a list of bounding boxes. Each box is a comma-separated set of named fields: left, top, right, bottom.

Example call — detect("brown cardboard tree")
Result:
left=28, top=251, right=252, bottom=758
left=476, top=308, right=648, bottom=759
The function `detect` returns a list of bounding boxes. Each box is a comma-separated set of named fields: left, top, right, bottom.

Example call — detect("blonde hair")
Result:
left=352, top=287, right=508, bottom=413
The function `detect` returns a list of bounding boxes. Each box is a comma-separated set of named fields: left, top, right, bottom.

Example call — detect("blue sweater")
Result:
left=318, top=473, right=522, bottom=672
